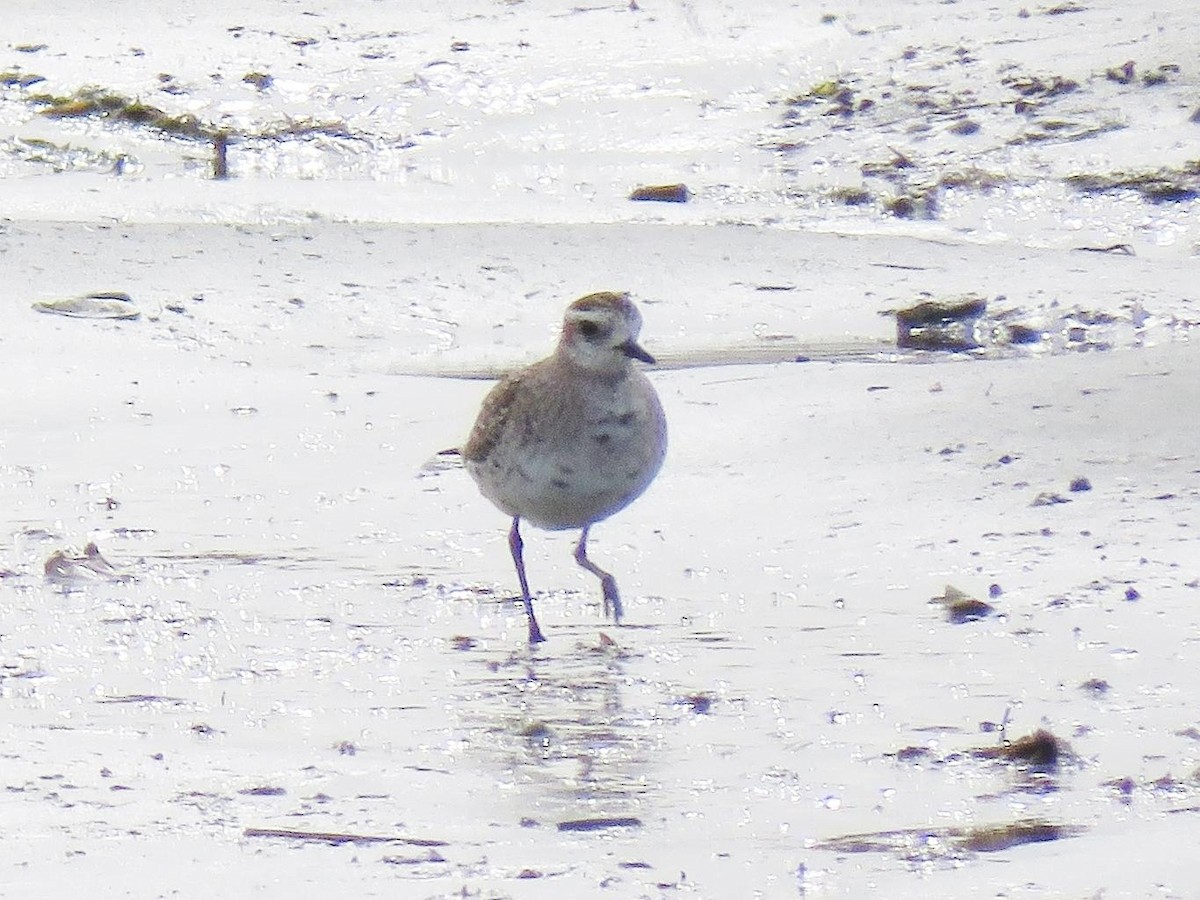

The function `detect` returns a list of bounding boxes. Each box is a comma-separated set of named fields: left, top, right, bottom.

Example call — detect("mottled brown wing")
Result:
left=462, top=372, right=524, bottom=464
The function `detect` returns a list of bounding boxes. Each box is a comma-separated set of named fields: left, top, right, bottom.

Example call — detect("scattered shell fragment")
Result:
left=1031, top=491, right=1070, bottom=506
left=44, top=542, right=135, bottom=585
left=32, top=291, right=139, bottom=320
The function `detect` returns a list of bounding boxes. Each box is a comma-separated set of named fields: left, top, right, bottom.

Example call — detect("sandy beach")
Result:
left=3, top=2, right=1199, bottom=898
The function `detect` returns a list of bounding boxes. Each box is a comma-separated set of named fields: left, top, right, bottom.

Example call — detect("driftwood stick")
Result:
left=243, top=827, right=447, bottom=847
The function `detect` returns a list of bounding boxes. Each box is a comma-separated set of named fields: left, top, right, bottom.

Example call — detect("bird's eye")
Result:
left=577, top=320, right=601, bottom=338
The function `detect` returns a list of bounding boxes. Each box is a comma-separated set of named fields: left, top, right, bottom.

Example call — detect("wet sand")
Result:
left=3, top=1, right=1200, bottom=897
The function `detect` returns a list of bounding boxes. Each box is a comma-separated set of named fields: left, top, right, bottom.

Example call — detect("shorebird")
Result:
left=463, top=292, right=667, bottom=644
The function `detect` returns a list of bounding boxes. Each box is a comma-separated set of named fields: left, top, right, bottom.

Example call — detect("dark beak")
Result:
left=620, top=339, right=655, bottom=365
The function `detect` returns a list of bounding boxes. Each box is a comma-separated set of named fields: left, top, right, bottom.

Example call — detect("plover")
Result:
left=464, top=292, right=667, bottom=644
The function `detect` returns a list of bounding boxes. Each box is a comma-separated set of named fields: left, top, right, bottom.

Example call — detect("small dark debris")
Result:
left=1074, top=243, right=1135, bottom=255
left=213, top=131, right=231, bottom=179
left=557, top=817, right=642, bottom=832
left=894, top=745, right=934, bottom=763
left=959, top=820, right=1070, bottom=852
left=1043, top=2, right=1086, bottom=14
left=1006, top=323, right=1044, bottom=344
left=978, top=728, right=1068, bottom=769
left=97, top=693, right=183, bottom=705
left=883, top=193, right=936, bottom=220
left=893, top=294, right=987, bottom=351
left=947, top=597, right=995, bottom=624
left=933, top=585, right=995, bottom=623
left=629, top=183, right=690, bottom=203
left=519, top=721, right=554, bottom=743
left=244, top=827, right=447, bottom=847
left=190, top=722, right=217, bottom=736
left=242, top=72, right=273, bottom=90
left=382, top=850, right=446, bottom=865
left=1106, top=776, right=1137, bottom=800
left=335, top=740, right=358, bottom=756
left=1003, top=74, right=1078, bottom=98
left=1152, top=774, right=1189, bottom=794
left=830, top=186, right=872, bottom=206
left=679, top=693, right=715, bottom=714
left=861, top=149, right=914, bottom=176
left=1068, top=476, right=1092, bottom=492
left=239, top=785, right=286, bottom=797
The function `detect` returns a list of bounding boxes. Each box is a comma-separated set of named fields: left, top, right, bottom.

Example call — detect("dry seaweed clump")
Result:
left=1002, top=73, right=1078, bottom=100
left=1, top=68, right=46, bottom=88
left=1103, top=61, right=1179, bottom=87
left=33, top=86, right=210, bottom=139
left=1064, top=166, right=1200, bottom=203
left=829, top=185, right=872, bottom=206
left=22, top=82, right=366, bottom=179
left=814, top=818, right=1081, bottom=860
left=785, top=78, right=867, bottom=117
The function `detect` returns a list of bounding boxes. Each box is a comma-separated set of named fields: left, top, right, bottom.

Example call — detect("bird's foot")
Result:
left=601, top=575, right=623, bottom=624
